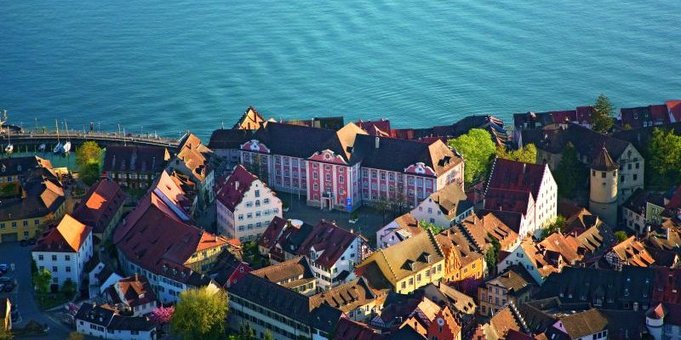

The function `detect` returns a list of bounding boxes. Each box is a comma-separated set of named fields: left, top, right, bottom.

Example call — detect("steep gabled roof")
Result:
left=298, top=220, right=359, bottom=269
left=103, top=145, right=169, bottom=173
left=175, top=133, right=212, bottom=182
left=610, top=236, right=655, bottom=267
left=105, top=275, right=157, bottom=308
left=72, top=178, right=126, bottom=234
left=358, top=230, right=444, bottom=287
left=113, top=174, right=230, bottom=284
left=251, top=256, right=313, bottom=284
left=309, top=277, right=382, bottom=313
left=233, top=106, right=266, bottom=130
left=33, top=214, right=92, bottom=253
left=549, top=309, right=608, bottom=339
left=458, top=212, right=518, bottom=251
left=487, top=158, right=547, bottom=200
left=251, top=122, right=339, bottom=159
left=427, top=182, right=471, bottom=219
left=215, top=165, right=258, bottom=211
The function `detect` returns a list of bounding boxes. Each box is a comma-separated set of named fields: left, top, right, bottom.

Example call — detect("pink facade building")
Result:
left=239, top=122, right=464, bottom=211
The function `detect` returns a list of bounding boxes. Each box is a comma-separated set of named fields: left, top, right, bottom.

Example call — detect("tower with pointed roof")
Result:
left=589, top=147, right=619, bottom=226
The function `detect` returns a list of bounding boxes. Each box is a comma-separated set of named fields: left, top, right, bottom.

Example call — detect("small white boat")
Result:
left=62, top=141, right=71, bottom=153
left=38, top=144, right=46, bottom=152
left=53, top=142, right=63, bottom=154
left=4, top=144, right=13, bottom=154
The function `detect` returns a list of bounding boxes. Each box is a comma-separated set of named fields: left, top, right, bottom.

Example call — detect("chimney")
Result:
left=375, top=136, right=380, bottom=149
left=522, top=163, right=526, bottom=174
left=235, top=181, right=239, bottom=190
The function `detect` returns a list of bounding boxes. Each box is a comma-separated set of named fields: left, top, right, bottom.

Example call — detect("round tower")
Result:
left=589, top=147, right=618, bottom=226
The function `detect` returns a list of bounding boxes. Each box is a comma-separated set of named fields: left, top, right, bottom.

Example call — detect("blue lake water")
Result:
left=1, top=0, right=681, bottom=139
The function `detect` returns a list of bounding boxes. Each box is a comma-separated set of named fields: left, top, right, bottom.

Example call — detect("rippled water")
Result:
left=2, top=0, right=680, bottom=138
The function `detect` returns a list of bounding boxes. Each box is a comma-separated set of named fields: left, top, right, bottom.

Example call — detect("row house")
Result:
left=104, top=275, right=159, bottom=317
left=250, top=256, right=317, bottom=295
left=103, top=145, right=170, bottom=190
left=522, top=123, right=644, bottom=204
left=456, top=212, right=520, bottom=253
left=166, top=133, right=215, bottom=205
left=371, top=292, right=462, bottom=339
left=0, top=157, right=66, bottom=243
left=215, top=165, right=282, bottom=242
left=435, top=226, right=485, bottom=282
left=410, top=182, right=474, bottom=228
left=72, top=178, right=127, bottom=244
left=308, top=277, right=386, bottom=322
left=356, top=230, right=445, bottom=294
left=32, top=214, right=94, bottom=290
left=376, top=213, right=422, bottom=249
left=258, top=216, right=367, bottom=290
left=498, top=233, right=583, bottom=284
left=605, top=236, right=655, bottom=270
left=512, top=106, right=594, bottom=144
left=622, top=189, right=666, bottom=234
left=113, top=171, right=233, bottom=303
left=484, top=158, right=557, bottom=237
left=227, top=273, right=342, bottom=340
left=75, top=303, right=156, bottom=340
left=237, top=121, right=464, bottom=212
left=477, top=265, right=536, bottom=316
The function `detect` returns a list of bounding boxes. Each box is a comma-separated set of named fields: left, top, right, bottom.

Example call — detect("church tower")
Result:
left=589, top=147, right=619, bottom=226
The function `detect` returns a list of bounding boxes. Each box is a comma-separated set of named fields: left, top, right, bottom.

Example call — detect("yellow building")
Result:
left=356, top=229, right=445, bottom=294
left=436, top=228, right=485, bottom=282
left=0, top=157, right=65, bottom=243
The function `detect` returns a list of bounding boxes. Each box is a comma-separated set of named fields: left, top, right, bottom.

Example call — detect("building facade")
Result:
left=216, top=165, right=282, bottom=242
left=32, top=214, right=94, bottom=289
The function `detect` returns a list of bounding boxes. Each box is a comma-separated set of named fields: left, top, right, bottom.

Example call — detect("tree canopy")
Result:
left=496, top=144, right=537, bottom=164
left=32, top=268, right=51, bottom=295
left=171, top=287, right=228, bottom=340
left=419, top=221, right=445, bottom=234
left=592, top=94, right=615, bottom=133
left=448, top=128, right=496, bottom=185
left=76, top=141, right=103, bottom=186
left=649, top=128, right=681, bottom=186
left=540, top=215, right=566, bottom=240
left=553, top=143, right=586, bottom=198
left=614, top=231, right=629, bottom=243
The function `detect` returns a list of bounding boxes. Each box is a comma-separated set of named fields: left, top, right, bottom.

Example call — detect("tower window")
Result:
left=601, top=172, right=606, bottom=178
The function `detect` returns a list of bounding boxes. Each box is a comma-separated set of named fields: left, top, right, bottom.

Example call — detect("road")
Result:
left=0, top=242, right=71, bottom=338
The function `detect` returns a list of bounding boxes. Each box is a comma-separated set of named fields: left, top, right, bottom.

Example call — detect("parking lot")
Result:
left=281, top=196, right=397, bottom=246
left=0, top=242, right=70, bottom=338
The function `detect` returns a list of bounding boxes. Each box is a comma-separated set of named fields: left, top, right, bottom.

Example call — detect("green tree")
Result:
left=263, top=331, right=274, bottom=340
left=419, top=221, right=444, bottom=234
left=540, top=216, right=566, bottom=240
left=76, top=141, right=103, bottom=169
left=614, top=231, right=629, bottom=243
left=62, top=278, right=77, bottom=299
left=32, top=268, right=51, bottom=296
left=485, top=236, right=501, bottom=276
left=448, top=128, right=497, bottom=185
left=80, top=163, right=101, bottom=186
left=496, top=144, right=538, bottom=164
left=649, top=128, right=681, bottom=184
left=76, top=141, right=103, bottom=185
left=171, top=287, right=228, bottom=340
left=592, top=94, right=615, bottom=133
left=554, top=143, right=586, bottom=198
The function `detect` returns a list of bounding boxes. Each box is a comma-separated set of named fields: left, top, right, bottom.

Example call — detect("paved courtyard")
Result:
left=0, top=242, right=70, bottom=338
left=281, top=195, right=399, bottom=246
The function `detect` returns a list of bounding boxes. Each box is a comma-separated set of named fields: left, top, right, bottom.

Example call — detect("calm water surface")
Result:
left=1, top=0, right=681, bottom=138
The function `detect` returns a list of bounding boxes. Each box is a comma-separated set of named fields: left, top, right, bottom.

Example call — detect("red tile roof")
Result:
left=667, top=100, right=681, bottom=122
left=487, top=158, right=547, bottom=200
left=215, top=165, right=258, bottom=211
left=33, top=214, right=92, bottom=253
left=106, top=275, right=157, bottom=308
left=72, top=178, right=126, bottom=234
left=114, top=174, right=231, bottom=284
left=575, top=106, right=594, bottom=124
left=298, top=220, right=359, bottom=269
